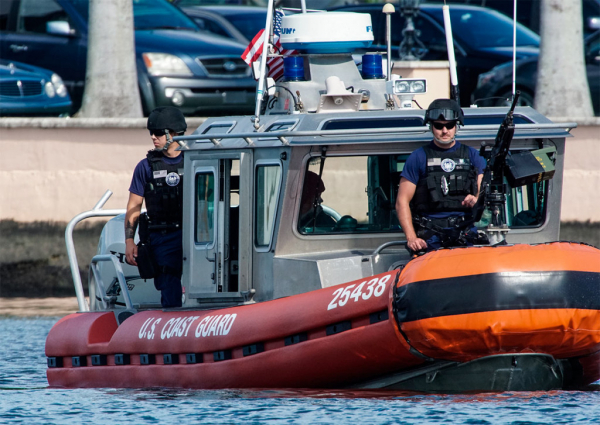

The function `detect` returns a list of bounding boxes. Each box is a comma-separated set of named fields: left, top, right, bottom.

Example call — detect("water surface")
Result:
left=1, top=317, right=599, bottom=424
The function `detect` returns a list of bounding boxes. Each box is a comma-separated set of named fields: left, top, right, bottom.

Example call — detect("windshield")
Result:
left=225, top=13, right=266, bottom=41
left=70, top=0, right=198, bottom=31
left=426, top=7, right=540, bottom=49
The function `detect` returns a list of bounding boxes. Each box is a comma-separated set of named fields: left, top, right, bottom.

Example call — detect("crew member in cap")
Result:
left=125, top=106, right=187, bottom=308
left=395, top=98, right=486, bottom=252
left=298, top=171, right=337, bottom=230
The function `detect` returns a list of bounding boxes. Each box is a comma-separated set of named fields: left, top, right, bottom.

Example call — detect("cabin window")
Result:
left=464, top=115, right=533, bottom=125
left=475, top=180, right=548, bottom=229
left=266, top=121, right=298, bottom=132
left=255, top=164, right=282, bottom=248
left=298, top=154, right=407, bottom=235
left=201, top=122, right=235, bottom=135
left=507, top=180, right=548, bottom=227
left=321, top=117, right=424, bottom=130
left=297, top=150, right=550, bottom=235
left=195, top=172, right=215, bottom=244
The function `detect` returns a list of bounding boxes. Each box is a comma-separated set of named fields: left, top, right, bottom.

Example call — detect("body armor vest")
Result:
left=143, top=150, right=183, bottom=230
left=411, top=143, right=478, bottom=215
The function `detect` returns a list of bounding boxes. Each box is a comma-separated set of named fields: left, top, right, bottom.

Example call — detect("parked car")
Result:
left=423, top=0, right=600, bottom=36
left=173, top=3, right=267, bottom=44
left=473, top=30, right=600, bottom=116
left=0, top=59, right=72, bottom=116
left=330, top=3, right=540, bottom=107
left=0, top=0, right=256, bottom=116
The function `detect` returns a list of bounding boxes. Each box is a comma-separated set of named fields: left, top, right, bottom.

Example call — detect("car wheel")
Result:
left=494, top=90, right=535, bottom=107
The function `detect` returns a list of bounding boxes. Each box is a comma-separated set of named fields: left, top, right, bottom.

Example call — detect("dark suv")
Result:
left=423, top=0, right=600, bottom=36
left=0, top=0, right=257, bottom=115
left=472, top=30, right=600, bottom=116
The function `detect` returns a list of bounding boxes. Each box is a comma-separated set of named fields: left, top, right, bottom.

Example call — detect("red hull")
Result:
left=47, top=271, right=423, bottom=388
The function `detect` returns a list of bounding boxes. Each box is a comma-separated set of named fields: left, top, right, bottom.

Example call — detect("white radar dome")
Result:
left=279, top=12, right=374, bottom=53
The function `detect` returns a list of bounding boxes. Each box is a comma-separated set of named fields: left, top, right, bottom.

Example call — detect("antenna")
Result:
left=383, top=3, right=395, bottom=81
left=442, top=2, right=460, bottom=104
left=512, top=0, right=517, bottom=99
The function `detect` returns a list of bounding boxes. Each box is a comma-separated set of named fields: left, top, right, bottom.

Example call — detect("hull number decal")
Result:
left=138, top=314, right=237, bottom=340
left=327, top=275, right=391, bottom=311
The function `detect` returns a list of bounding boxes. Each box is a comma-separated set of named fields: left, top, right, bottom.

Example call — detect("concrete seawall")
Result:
left=1, top=116, right=599, bottom=223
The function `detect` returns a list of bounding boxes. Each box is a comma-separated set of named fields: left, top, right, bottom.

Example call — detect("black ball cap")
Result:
left=424, top=98, right=464, bottom=125
left=147, top=106, right=187, bottom=133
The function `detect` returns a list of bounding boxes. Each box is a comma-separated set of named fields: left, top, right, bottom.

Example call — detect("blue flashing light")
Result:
left=284, top=56, right=305, bottom=81
left=362, top=54, right=384, bottom=80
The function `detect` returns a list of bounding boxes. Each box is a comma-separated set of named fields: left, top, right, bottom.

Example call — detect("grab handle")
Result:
left=89, top=254, right=133, bottom=310
left=65, top=190, right=126, bottom=311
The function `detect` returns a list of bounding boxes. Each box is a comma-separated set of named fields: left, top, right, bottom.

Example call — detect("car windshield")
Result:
left=224, top=13, right=266, bottom=42
left=69, top=0, right=198, bottom=31
left=426, top=7, right=540, bottom=49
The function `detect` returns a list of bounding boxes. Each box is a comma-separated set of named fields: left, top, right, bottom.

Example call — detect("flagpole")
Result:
left=512, top=0, right=517, bottom=99
left=253, top=0, right=275, bottom=128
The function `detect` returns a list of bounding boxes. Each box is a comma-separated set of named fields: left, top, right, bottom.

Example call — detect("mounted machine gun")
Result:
left=473, top=91, right=556, bottom=245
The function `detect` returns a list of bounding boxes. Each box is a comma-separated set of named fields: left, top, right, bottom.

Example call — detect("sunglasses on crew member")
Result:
left=149, top=129, right=167, bottom=137
left=432, top=121, right=457, bottom=130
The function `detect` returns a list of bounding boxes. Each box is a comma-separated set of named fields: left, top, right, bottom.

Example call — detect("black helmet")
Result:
left=147, top=106, right=187, bottom=133
left=424, top=98, right=464, bottom=125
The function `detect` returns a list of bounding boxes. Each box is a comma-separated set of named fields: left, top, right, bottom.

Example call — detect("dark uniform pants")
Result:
left=149, top=229, right=183, bottom=308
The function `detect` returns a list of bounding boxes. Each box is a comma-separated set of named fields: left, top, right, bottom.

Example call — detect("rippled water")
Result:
left=1, top=317, right=600, bottom=424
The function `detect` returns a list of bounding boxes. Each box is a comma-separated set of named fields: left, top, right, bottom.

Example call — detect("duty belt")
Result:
left=148, top=222, right=181, bottom=233
left=418, top=215, right=467, bottom=229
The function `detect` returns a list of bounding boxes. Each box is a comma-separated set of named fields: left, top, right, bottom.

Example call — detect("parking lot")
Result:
left=1, top=0, right=598, bottom=117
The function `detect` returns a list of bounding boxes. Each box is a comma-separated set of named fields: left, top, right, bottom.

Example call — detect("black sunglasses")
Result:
left=149, top=129, right=167, bottom=137
left=432, top=121, right=457, bottom=130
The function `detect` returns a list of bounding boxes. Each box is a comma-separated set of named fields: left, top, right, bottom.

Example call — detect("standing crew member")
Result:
left=396, top=98, right=486, bottom=252
left=125, top=106, right=187, bottom=308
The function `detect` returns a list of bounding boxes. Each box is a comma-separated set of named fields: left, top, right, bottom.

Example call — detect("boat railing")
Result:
left=373, top=240, right=408, bottom=257
left=89, top=254, right=133, bottom=310
left=174, top=122, right=577, bottom=147
left=65, top=190, right=126, bottom=312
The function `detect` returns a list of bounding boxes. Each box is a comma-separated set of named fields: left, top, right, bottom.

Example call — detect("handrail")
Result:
left=89, top=254, right=134, bottom=310
left=174, top=122, right=578, bottom=144
left=373, top=240, right=408, bottom=257
left=65, top=190, right=126, bottom=311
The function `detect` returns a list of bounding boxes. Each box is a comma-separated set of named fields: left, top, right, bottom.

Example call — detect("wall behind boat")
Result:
left=0, top=117, right=599, bottom=223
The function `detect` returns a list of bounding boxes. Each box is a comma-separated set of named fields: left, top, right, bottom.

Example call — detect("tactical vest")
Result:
left=411, top=143, right=478, bottom=215
left=143, top=150, right=183, bottom=230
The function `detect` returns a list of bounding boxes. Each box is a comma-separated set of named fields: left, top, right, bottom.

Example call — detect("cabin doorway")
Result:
left=185, top=152, right=253, bottom=307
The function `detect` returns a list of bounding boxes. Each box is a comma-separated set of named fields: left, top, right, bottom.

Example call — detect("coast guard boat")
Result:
left=47, top=3, right=600, bottom=392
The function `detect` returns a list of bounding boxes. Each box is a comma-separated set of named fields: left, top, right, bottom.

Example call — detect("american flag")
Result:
left=241, top=9, right=296, bottom=81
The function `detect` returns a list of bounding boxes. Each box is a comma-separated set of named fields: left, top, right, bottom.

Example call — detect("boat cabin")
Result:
left=170, top=103, right=569, bottom=310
